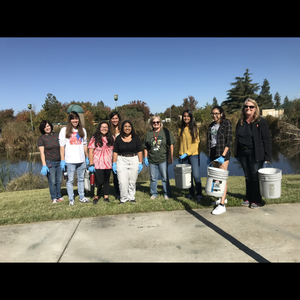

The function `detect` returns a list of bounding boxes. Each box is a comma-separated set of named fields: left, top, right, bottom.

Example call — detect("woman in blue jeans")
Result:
left=143, top=115, right=175, bottom=199
left=178, top=110, right=203, bottom=203
left=59, top=111, right=90, bottom=206
left=38, top=120, right=63, bottom=203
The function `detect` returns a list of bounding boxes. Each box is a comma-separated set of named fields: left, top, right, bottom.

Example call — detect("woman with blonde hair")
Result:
left=234, top=98, right=272, bottom=209
left=143, top=115, right=175, bottom=199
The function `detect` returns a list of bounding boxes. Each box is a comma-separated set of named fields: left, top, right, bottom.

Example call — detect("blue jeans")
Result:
left=46, top=160, right=62, bottom=200
left=182, top=154, right=202, bottom=196
left=149, top=161, right=171, bottom=197
left=66, top=162, right=86, bottom=201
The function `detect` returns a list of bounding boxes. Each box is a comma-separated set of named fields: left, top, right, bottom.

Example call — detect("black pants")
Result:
left=112, top=170, right=120, bottom=197
left=95, top=169, right=111, bottom=197
left=238, top=148, right=264, bottom=204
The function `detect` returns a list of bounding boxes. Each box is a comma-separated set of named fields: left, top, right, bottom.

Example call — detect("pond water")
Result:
left=1, top=141, right=299, bottom=186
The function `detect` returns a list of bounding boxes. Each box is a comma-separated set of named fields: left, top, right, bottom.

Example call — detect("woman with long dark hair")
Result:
left=59, top=111, right=90, bottom=205
left=207, top=106, right=232, bottom=215
left=88, top=121, right=114, bottom=204
left=178, top=110, right=203, bottom=203
left=109, top=111, right=121, bottom=199
left=38, top=120, right=63, bottom=203
left=112, top=120, right=143, bottom=204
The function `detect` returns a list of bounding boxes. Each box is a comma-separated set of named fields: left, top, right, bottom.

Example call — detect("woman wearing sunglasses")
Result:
left=143, top=115, right=175, bottom=200
left=234, top=98, right=272, bottom=209
left=206, top=106, right=232, bottom=215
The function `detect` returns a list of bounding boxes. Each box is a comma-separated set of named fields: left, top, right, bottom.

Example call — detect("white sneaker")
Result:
left=52, top=198, right=58, bottom=203
left=79, top=197, right=90, bottom=203
left=164, top=195, right=170, bottom=200
left=211, top=204, right=226, bottom=215
left=211, top=198, right=227, bottom=205
left=150, top=195, right=157, bottom=200
left=69, top=200, right=75, bottom=206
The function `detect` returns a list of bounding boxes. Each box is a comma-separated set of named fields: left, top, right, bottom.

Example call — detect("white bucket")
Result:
left=258, top=163, right=282, bottom=199
left=174, top=164, right=192, bottom=189
left=205, top=162, right=229, bottom=197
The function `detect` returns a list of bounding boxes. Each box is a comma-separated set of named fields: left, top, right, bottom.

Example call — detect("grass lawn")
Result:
left=0, top=175, right=300, bottom=226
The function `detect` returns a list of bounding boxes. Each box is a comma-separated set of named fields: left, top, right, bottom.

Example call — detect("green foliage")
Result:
left=256, top=79, right=273, bottom=109
left=182, top=95, right=198, bottom=112
left=0, top=108, right=14, bottom=127
left=42, top=93, right=65, bottom=123
left=274, top=92, right=281, bottom=108
left=222, top=69, right=260, bottom=113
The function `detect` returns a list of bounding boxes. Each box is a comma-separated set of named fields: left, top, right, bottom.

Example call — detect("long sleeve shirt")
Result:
left=178, top=127, right=200, bottom=156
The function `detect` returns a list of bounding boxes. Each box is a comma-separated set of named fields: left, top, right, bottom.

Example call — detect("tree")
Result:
left=0, top=108, right=14, bottom=127
left=274, top=92, right=281, bottom=108
left=127, top=100, right=151, bottom=121
left=182, top=95, right=198, bottom=112
left=221, top=69, right=260, bottom=113
left=212, top=97, right=218, bottom=106
left=283, top=96, right=289, bottom=105
left=42, top=93, right=65, bottom=123
left=256, top=78, right=273, bottom=109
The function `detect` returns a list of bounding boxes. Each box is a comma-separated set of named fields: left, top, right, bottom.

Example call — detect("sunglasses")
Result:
left=152, top=121, right=160, bottom=124
left=244, top=105, right=255, bottom=109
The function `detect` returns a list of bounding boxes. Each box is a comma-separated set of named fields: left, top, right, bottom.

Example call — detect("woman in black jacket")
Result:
left=234, top=98, right=272, bottom=209
left=207, top=106, right=232, bottom=215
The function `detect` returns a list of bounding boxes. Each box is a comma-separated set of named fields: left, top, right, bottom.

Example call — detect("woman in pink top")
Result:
left=88, top=121, right=115, bottom=204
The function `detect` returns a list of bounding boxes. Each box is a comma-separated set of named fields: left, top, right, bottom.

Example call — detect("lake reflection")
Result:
left=0, top=141, right=300, bottom=183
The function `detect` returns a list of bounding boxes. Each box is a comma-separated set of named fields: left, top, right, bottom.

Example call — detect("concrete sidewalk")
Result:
left=0, top=203, right=299, bottom=262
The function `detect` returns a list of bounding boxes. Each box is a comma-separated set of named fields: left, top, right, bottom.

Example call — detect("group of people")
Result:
left=38, top=98, right=272, bottom=215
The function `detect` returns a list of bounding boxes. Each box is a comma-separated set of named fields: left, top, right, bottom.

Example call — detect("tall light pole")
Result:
left=114, top=94, right=118, bottom=111
left=27, top=104, right=33, bottom=131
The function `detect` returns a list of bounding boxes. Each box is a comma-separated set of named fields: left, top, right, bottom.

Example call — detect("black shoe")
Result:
left=93, top=197, right=99, bottom=205
left=104, top=197, right=110, bottom=202
left=130, top=200, right=136, bottom=204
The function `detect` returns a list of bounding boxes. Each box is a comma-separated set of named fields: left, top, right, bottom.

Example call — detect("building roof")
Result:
left=67, top=104, right=84, bottom=114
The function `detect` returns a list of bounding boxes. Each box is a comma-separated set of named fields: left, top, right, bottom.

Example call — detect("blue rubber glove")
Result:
left=144, top=157, right=149, bottom=167
left=138, top=163, right=143, bottom=173
left=179, top=153, right=188, bottom=160
left=215, top=156, right=225, bottom=164
left=112, top=162, right=117, bottom=174
left=41, top=165, right=49, bottom=176
left=206, top=156, right=211, bottom=166
left=86, top=157, right=89, bottom=166
left=60, top=160, right=66, bottom=171
left=88, top=165, right=95, bottom=172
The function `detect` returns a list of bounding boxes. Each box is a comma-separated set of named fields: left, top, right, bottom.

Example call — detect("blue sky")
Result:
left=1, top=37, right=300, bottom=116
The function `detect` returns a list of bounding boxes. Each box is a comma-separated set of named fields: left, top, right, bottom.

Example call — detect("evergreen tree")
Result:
left=42, top=93, right=65, bottom=123
left=256, top=78, right=273, bottom=109
left=221, top=69, right=260, bottom=113
left=212, top=97, right=218, bottom=106
left=274, top=92, right=281, bottom=108
left=283, top=96, right=289, bottom=105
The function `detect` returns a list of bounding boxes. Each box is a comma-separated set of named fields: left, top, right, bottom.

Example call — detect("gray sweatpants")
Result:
left=116, top=155, right=139, bottom=203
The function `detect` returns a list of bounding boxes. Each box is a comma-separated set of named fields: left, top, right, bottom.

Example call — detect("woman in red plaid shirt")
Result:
left=207, top=106, right=232, bottom=215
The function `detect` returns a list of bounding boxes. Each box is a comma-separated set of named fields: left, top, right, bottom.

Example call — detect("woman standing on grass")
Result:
left=112, top=120, right=143, bottom=204
left=88, top=121, right=114, bottom=204
left=59, top=111, right=90, bottom=206
left=234, top=98, right=272, bottom=209
left=109, top=111, right=121, bottom=199
left=38, top=120, right=63, bottom=204
left=206, top=106, right=232, bottom=215
left=178, top=110, right=203, bottom=203
left=143, top=115, right=175, bottom=200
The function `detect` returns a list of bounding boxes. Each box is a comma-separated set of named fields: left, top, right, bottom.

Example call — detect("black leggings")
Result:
left=95, top=169, right=111, bottom=197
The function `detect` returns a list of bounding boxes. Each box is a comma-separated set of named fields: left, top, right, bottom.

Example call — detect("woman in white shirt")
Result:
left=59, top=111, right=90, bottom=205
